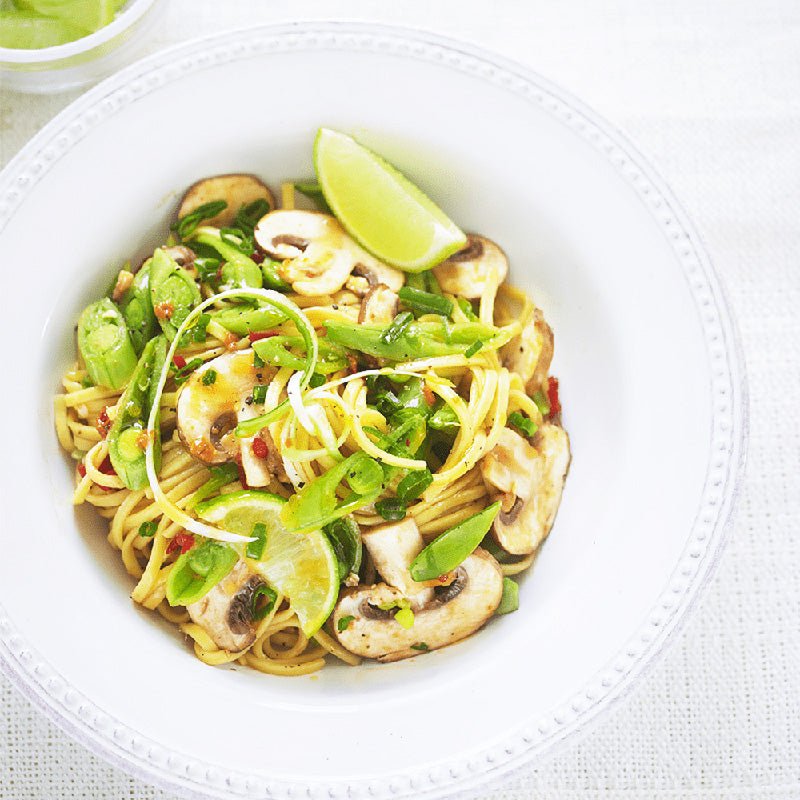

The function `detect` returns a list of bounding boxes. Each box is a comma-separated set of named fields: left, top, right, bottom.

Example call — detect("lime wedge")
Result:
left=195, top=490, right=339, bottom=636
left=313, top=127, right=467, bottom=273
left=0, top=11, right=86, bottom=48
left=11, top=0, right=120, bottom=35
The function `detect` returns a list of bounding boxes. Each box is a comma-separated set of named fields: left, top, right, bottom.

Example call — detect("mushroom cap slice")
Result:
left=501, top=307, right=554, bottom=393
left=254, top=210, right=404, bottom=297
left=482, top=423, right=571, bottom=555
left=361, top=517, right=433, bottom=600
left=187, top=561, right=265, bottom=651
left=358, top=284, right=400, bottom=325
left=433, top=235, right=509, bottom=299
left=178, top=174, right=274, bottom=229
left=333, top=549, right=503, bottom=662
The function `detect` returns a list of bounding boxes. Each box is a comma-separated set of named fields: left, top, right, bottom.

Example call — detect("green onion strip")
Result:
left=145, top=288, right=319, bottom=545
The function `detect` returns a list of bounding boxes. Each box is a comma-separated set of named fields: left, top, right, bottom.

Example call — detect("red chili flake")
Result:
left=249, top=331, right=277, bottom=342
left=172, top=354, right=186, bottom=369
left=252, top=437, right=269, bottom=459
left=547, top=376, right=561, bottom=416
left=251, top=250, right=266, bottom=264
left=77, top=463, right=87, bottom=478
left=96, top=408, right=111, bottom=438
left=166, top=531, right=195, bottom=555
left=154, top=301, right=174, bottom=320
left=96, top=455, right=117, bottom=492
left=405, top=438, right=410, bottom=447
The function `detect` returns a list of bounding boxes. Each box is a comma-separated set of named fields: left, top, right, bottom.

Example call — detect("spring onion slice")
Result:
left=145, top=288, right=318, bottom=544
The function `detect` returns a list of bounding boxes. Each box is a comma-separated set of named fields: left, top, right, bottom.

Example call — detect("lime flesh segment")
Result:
left=0, top=11, right=86, bottom=47
left=194, top=490, right=339, bottom=637
left=313, top=127, right=467, bottom=273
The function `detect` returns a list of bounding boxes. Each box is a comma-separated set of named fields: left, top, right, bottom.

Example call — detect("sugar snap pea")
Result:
left=149, top=248, right=201, bottom=341
left=77, top=297, right=138, bottom=389
left=120, top=260, right=158, bottom=354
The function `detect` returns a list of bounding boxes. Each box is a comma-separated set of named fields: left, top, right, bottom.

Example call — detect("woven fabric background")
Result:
left=1, top=1, right=798, bottom=798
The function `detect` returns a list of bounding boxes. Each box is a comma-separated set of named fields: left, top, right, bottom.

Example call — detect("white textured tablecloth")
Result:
left=1, top=1, right=798, bottom=797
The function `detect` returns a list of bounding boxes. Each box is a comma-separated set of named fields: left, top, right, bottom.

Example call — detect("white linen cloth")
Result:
left=1, top=1, right=798, bottom=797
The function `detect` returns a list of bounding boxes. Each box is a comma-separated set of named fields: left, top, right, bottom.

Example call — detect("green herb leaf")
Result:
left=375, top=498, right=407, bottom=521
left=252, top=384, right=267, bottom=405
left=396, top=469, right=433, bottom=503
left=247, top=522, right=267, bottom=560
left=337, top=614, right=356, bottom=632
left=251, top=583, right=277, bottom=620
left=202, top=368, right=217, bottom=386
left=410, top=642, right=429, bottom=651
left=464, top=340, right=483, bottom=358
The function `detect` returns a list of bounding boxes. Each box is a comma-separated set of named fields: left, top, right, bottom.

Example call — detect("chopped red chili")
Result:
left=251, top=250, right=266, bottom=264
left=96, top=408, right=111, bottom=438
left=172, top=354, right=186, bottom=369
left=252, top=437, right=269, bottom=459
left=166, top=531, right=195, bottom=555
left=249, top=331, right=276, bottom=342
left=77, top=463, right=86, bottom=478
left=97, top=455, right=117, bottom=492
left=547, top=376, right=561, bottom=416
left=154, top=301, right=174, bottom=320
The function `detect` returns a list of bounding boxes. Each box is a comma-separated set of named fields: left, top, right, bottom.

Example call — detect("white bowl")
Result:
left=0, top=22, right=746, bottom=800
left=0, top=0, right=162, bottom=93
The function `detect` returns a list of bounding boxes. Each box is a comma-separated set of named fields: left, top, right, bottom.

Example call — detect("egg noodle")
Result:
left=54, top=155, right=568, bottom=675
left=55, top=279, right=546, bottom=675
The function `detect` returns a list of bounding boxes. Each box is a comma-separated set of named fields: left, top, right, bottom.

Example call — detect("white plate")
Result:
left=0, top=22, right=746, bottom=800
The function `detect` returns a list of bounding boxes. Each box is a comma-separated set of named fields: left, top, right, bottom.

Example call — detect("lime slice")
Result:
left=0, top=11, right=86, bottom=48
left=313, top=127, right=467, bottom=273
left=195, top=490, right=339, bottom=636
left=12, top=0, right=119, bottom=35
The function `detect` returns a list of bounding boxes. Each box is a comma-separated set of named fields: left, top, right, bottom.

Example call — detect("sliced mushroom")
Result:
left=361, top=518, right=433, bottom=601
left=351, top=262, right=404, bottom=292
left=433, top=235, right=509, bottom=299
left=187, top=561, right=265, bottom=651
left=178, top=174, right=274, bottom=229
left=175, top=351, right=280, bottom=487
left=254, top=210, right=402, bottom=297
left=480, top=423, right=570, bottom=555
left=358, top=284, right=400, bottom=325
left=501, top=307, right=554, bottom=393
left=333, top=549, right=503, bottom=662
left=162, top=245, right=196, bottom=268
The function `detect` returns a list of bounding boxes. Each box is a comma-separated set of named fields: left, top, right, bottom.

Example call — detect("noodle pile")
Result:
left=56, top=245, right=546, bottom=676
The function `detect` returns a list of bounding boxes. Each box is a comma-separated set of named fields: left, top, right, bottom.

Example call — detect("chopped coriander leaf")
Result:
left=247, top=522, right=267, bottom=560
left=190, top=313, right=211, bottom=342
left=202, top=369, right=217, bottom=386
left=375, top=498, right=407, bottom=521
left=337, top=614, right=356, bottom=632
left=508, top=411, right=538, bottom=438
left=138, top=520, right=158, bottom=538
left=464, top=340, right=483, bottom=358
left=195, top=257, right=221, bottom=283
left=309, top=373, right=326, bottom=388
left=396, top=469, right=433, bottom=503
left=252, top=384, right=268, bottom=405
left=410, top=642, right=429, bottom=651
left=397, top=286, right=453, bottom=317
left=251, top=584, right=277, bottom=620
